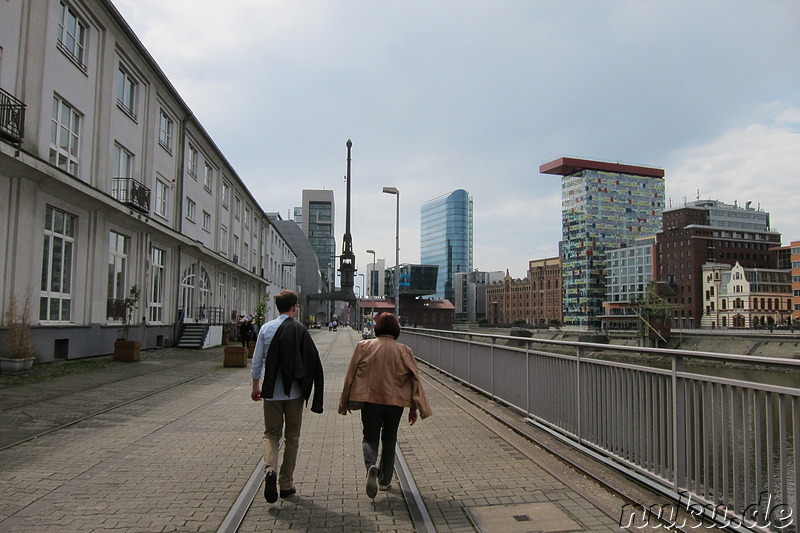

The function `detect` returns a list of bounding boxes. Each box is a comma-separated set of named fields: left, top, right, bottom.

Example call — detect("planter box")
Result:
left=113, top=340, right=141, bottom=362
left=0, top=357, right=34, bottom=374
left=224, top=346, right=248, bottom=367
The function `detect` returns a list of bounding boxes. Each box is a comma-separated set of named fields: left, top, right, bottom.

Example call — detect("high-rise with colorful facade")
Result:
left=420, top=189, right=473, bottom=300
left=540, top=157, right=665, bottom=329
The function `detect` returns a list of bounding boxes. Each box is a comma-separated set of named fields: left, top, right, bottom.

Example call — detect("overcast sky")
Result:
left=113, top=0, right=800, bottom=283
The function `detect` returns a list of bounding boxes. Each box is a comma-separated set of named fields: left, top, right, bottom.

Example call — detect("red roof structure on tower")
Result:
left=540, top=157, right=665, bottom=178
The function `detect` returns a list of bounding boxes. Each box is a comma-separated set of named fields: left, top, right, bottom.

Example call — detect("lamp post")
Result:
left=366, top=249, right=376, bottom=322
left=382, top=187, right=400, bottom=320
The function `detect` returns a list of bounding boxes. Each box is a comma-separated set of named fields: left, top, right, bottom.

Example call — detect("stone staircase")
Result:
left=176, top=323, right=208, bottom=348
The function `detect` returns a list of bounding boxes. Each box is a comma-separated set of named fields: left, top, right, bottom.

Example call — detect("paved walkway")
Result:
left=0, top=329, right=665, bottom=532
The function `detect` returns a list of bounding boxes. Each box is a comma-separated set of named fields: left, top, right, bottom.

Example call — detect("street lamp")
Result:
left=366, top=249, right=376, bottom=321
left=382, top=187, right=400, bottom=320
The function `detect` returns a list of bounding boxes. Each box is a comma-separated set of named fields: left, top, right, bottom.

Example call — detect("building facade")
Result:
left=658, top=199, right=780, bottom=328
left=420, top=189, right=473, bottom=300
left=601, top=237, right=658, bottom=330
left=485, top=272, right=532, bottom=325
left=541, top=157, right=665, bottom=329
left=300, top=189, right=336, bottom=291
left=453, top=270, right=504, bottom=322
left=528, top=257, right=563, bottom=326
left=0, top=0, right=297, bottom=361
left=700, top=262, right=792, bottom=329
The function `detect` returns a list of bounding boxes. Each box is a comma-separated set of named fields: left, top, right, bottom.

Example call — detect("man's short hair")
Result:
left=275, top=290, right=298, bottom=313
left=373, top=313, right=400, bottom=339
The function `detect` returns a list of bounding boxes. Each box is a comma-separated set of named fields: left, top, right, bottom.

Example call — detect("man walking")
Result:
left=251, top=290, right=324, bottom=503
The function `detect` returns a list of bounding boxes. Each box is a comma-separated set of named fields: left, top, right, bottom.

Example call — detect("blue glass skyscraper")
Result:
left=420, top=189, right=473, bottom=300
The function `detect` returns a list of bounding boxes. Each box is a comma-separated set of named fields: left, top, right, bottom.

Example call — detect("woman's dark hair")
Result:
left=373, top=313, right=400, bottom=339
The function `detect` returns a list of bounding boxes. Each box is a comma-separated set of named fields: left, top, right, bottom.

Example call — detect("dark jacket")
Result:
left=262, top=317, right=324, bottom=413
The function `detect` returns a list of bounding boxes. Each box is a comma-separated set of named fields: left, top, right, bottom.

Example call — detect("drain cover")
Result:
left=467, top=502, right=582, bottom=533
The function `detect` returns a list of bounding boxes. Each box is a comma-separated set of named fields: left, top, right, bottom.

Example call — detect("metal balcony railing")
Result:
left=112, top=177, right=151, bottom=214
left=0, top=87, right=25, bottom=143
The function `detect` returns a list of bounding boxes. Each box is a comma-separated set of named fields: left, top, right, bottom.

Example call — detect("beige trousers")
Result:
left=262, top=397, right=304, bottom=490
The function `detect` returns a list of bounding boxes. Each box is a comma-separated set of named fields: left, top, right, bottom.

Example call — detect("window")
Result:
left=116, top=67, right=137, bottom=118
left=111, top=143, right=134, bottom=202
left=158, top=110, right=173, bottom=152
left=203, top=162, right=213, bottom=191
left=222, top=181, right=230, bottom=208
left=244, top=207, right=251, bottom=229
left=112, top=143, right=133, bottom=178
left=218, top=273, right=227, bottom=316
left=234, top=196, right=242, bottom=220
left=107, top=231, right=129, bottom=321
left=203, top=210, right=211, bottom=232
left=220, top=226, right=228, bottom=255
left=149, top=247, right=165, bottom=322
left=40, top=206, right=76, bottom=322
left=50, top=95, right=81, bottom=175
left=186, top=197, right=196, bottom=222
left=154, top=178, right=168, bottom=218
left=187, top=144, right=198, bottom=177
left=233, top=235, right=240, bottom=263
left=57, top=2, right=87, bottom=69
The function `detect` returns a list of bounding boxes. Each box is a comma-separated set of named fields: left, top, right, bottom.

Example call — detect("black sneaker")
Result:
left=264, top=471, right=278, bottom=503
left=366, top=465, right=379, bottom=498
left=279, top=487, right=296, bottom=498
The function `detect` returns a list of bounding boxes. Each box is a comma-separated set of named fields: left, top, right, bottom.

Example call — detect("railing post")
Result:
left=490, top=336, right=495, bottom=401
left=576, top=345, right=583, bottom=442
left=672, top=355, right=685, bottom=492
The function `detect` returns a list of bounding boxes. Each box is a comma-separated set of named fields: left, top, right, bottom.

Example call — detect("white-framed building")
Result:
left=0, top=0, right=296, bottom=360
left=700, top=262, right=792, bottom=329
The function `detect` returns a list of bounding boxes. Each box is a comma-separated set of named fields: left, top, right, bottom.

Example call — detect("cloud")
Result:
left=666, top=111, right=800, bottom=240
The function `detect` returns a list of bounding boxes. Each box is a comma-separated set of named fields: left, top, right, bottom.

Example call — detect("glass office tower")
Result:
left=420, top=189, right=473, bottom=300
left=540, top=158, right=665, bottom=329
left=301, top=190, right=335, bottom=290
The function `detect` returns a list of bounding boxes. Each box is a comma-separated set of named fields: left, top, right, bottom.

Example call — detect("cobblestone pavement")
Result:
left=0, top=329, right=661, bottom=532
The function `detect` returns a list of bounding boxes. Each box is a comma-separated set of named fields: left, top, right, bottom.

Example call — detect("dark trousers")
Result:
left=360, top=403, right=404, bottom=487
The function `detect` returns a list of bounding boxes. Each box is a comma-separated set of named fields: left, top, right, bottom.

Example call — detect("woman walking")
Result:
left=338, top=313, right=432, bottom=498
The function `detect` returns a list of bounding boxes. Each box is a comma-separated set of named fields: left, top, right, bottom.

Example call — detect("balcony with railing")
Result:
left=0, top=87, right=26, bottom=144
left=112, top=177, right=151, bottom=214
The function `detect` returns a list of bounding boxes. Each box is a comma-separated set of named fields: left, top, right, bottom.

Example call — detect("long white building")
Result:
left=0, top=0, right=299, bottom=361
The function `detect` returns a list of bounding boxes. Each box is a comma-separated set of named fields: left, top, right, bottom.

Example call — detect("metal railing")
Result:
left=403, top=328, right=799, bottom=531
left=112, top=177, right=151, bottom=213
left=0, top=87, right=25, bottom=143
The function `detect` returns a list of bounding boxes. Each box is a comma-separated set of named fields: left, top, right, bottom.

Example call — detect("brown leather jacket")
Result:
left=338, top=335, right=432, bottom=419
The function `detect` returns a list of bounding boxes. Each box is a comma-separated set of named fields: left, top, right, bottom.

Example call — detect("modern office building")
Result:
left=601, top=237, right=658, bottom=330
left=658, top=199, right=781, bottom=328
left=0, top=0, right=297, bottom=360
left=300, top=190, right=336, bottom=291
left=541, top=157, right=665, bottom=329
left=454, top=270, right=504, bottom=322
left=420, top=189, right=473, bottom=300
left=367, top=258, right=386, bottom=298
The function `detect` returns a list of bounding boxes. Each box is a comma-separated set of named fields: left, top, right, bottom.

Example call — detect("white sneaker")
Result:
left=366, top=465, right=379, bottom=498
left=379, top=483, right=391, bottom=491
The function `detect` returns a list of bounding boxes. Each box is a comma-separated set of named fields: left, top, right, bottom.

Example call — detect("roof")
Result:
left=540, top=157, right=665, bottom=178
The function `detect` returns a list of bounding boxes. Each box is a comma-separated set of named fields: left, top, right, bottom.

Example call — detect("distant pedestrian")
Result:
left=251, top=290, right=324, bottom=503
left=239, top=315, right=251, bottom=347
left=338, top=313, right=432, bottom=498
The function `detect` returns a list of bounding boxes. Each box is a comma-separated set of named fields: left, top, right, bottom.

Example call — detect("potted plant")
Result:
left=114, top=285, right=141, bottom=362
left=1, top=294, right=35, bottom=374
